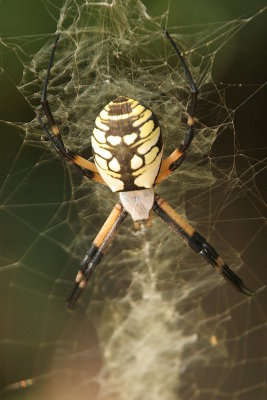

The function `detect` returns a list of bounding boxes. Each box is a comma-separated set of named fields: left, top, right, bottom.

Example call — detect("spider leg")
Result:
left=156, top=30, right=198, bottom=184
left=67, top=203, right=128, bottom=309
left=39, top=33, right=104, bottom=184
left=38, top=116, right=104, bottom=183
left=41, top=33, right=61, bottom=137
left=153, top=195, right=255, bottom=296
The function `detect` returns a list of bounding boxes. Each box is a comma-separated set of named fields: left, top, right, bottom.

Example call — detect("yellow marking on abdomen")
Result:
left=91, top=136, right=112, bottom=159
left=102, top=103, right=144, bottom=121
left=123, top=133, right=137, bottom=145
left=109, top=157, right=121, bottom=172
left=93, top=128, right=106, bottom=143
left=129, top=99, right=139, bottom=108
left=107, top=135, right=122, bottom=145
left=95, top=116, right=109, bottom=131
left=132, top=109, right=152, bottom=127
left=132, top=150, right=162, bottom=177
left=97, top=170, right=124, bottom=192
left=100, top=109, right=130, bottom=121
left=145, top=146, right=159, bottom=165
left=137, top=127, right=160, bottom=155
left=94, top=154, right=108, bottom=170
left=130, top=104, right=145, bottom=117
left=133, top=151, right=162, bottom=187
left=130, top=154, right=143, bottom=170
left=139, top=119, right=154, bottom=138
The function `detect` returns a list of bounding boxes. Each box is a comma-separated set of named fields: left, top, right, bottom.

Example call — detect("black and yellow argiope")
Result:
left=39, top=31, right=254, bottom=309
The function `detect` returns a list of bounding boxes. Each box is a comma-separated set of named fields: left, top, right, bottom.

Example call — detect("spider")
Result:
left=39, top=31, right=254, bottom=309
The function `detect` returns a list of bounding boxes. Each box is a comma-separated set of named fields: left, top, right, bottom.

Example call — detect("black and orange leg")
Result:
left=153, top=195, right=255, bottom=296
left=38, top=116, right=104, bottom=183
left=156, top=31, right=198, bottom=184
left=67, top=204, right=128, bottom=309
left=39, top=33, right=104, bottom=184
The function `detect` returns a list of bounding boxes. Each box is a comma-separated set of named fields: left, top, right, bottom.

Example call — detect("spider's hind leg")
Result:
left=67, top=203, right=128, bottom=309
left=153, top=195, right=255, bottom=296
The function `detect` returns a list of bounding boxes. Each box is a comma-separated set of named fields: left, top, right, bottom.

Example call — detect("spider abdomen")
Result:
left=92, top=96, right=163, bottom=192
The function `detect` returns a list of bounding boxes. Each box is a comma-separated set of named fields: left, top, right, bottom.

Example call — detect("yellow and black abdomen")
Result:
left=91, top=96, right=163, bottom=192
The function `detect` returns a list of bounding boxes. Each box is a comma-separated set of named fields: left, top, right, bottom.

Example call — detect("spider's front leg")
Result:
left=67, top=203, right=128, bottom=309
left=39, top=115, right=104, bottom=183
left=40, top=33, right=66, bottom=155
left=156, top=31, right=198, bottom=184
left=39, top=33, right=105, bottom=184
left=153, top=195, right=255, bottom=296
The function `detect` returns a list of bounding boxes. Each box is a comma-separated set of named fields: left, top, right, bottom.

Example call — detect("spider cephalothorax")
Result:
left=39, top=31, right=255, bottom=309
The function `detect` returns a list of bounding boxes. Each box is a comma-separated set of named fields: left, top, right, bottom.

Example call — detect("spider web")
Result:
left=0, top=0, right=266, bottom=399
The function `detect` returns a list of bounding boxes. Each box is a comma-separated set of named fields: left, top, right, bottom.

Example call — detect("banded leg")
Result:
left=39, top=33, right=104, bottom=184
left=67, top=204, right=128, bottom=309
left=156, top=30, right=198, bottom=184
left=153, top=195, right=255, bottom=296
